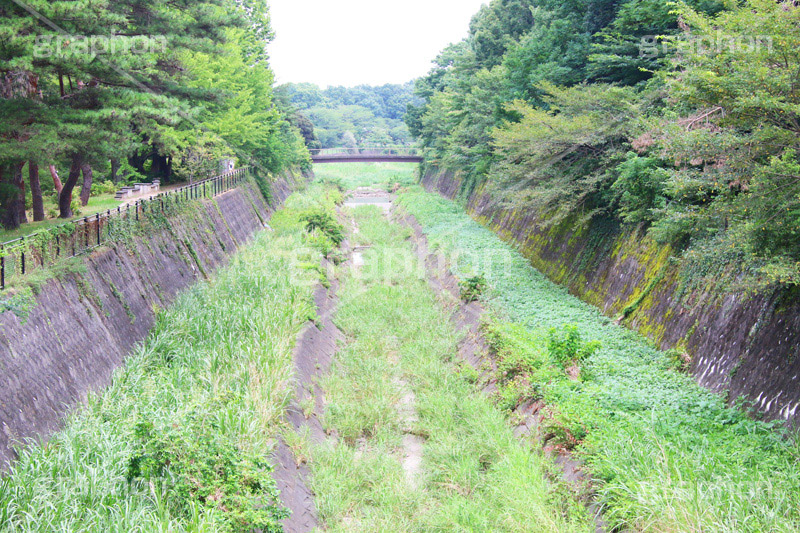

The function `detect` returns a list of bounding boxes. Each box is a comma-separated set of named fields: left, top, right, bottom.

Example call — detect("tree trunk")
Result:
left=58, top=154, right=83, bottom=218
left=13, top=162, right=26, bottom=224
left=29, top=161, right=45, bottom=221
left=151, top=153, right=169, bottom=179
left=1, top=162, right=27, bottom=229
left=128, top=148, right=151, bottom=175
left=110, top=158, right=120, bottom=183
left=0, top=164, right=10, bottom=229
left=49, top=164, right=63, bottom=194
left=79, top=162, right=92, bottom=206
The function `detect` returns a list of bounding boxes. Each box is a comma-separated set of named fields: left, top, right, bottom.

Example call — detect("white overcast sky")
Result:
left=268, top=0, right=487, bottom=87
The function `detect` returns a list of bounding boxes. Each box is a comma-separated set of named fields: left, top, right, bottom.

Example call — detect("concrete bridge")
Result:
left=310, top=146, right=423, bottom=164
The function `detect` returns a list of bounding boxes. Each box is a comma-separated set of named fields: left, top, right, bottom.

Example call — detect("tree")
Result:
left=0, top=0, right=309, bottom=227
left=491, top=83, right=641, bottom=225
left=29, top=161, right=44, bottom=221
left=468, top=0, right=536, bottom=69
left=650, top=0, right=800, bottom=284
left=281, top=82, right=418, bottom=149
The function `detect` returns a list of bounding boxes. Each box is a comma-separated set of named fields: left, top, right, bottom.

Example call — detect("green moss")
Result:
left=619, top=265, right=669, bottom=320
left=183, top=239, right=208, bottom=279
left=108, top=281, right=136, bottom=324
left=74, top=271, right=104, bottom=313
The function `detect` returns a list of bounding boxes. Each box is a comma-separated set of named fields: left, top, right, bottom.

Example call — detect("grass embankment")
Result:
left=308, top=204, right=589, bottom=531
left=0, top=183, right=339, bottom=532
left=396, top=186, right=800, bottom=532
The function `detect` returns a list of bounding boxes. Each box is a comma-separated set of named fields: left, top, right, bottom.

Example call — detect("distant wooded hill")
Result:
left=277, top=83, right=420, bottom=149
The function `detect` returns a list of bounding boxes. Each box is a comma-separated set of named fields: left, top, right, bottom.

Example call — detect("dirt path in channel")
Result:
left=272, top=257, right=346, bottom=531
left=344, top=188, right=426, bottom=488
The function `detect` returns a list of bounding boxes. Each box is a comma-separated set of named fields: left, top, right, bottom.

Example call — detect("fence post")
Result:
left=1, top=247, right=4, bottom=290
left=96, top=213, right=101, bottom=246
left=21, top=236, right=25, bottom=276
left=55, top=234, right=60, bottom=258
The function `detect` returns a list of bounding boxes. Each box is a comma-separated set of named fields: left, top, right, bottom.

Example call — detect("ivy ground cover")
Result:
left=396, top=185, right=800, bottom=533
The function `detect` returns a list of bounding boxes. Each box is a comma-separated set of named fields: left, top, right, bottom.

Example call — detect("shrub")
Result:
left=458, top=274, right=487, bottom=302
left=547, top=324, right=601, bottom=369
left=301, top=208, right=344, bottom=245
left=306, top=228, right=336, bottom=258
left=126, top=419, right=288, bottom=532
left=90, top=180, right=118, bottom=195
left=70, top=199, right=82, bottom=217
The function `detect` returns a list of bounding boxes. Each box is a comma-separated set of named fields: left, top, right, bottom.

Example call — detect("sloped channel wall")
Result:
left=421, top=166, right=800, bottom=426
left=0, top=174, right=301, bottom=468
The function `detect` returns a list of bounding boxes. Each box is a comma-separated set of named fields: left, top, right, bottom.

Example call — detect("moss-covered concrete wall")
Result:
left=0, top=174, right=300, bottom=468
left=422, top=167, right=800, bottom=425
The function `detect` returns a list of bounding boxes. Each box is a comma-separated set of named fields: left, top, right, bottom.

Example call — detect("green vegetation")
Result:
left=0, top=0, right=308, bottom=231
left=279, top=83, right=419, bottom=148
left=309, top=204, right=589, bottom=531
left=313, top=162, right=417, bottom=190
left=397, top=185, right=800, bottom=532
left=458, top=274, right=487, bottom=302
left=409, top=0, right=800, bottom=288
left=300, top=209, right=345, bottom=246
left=0, top=192, right=121, bottom=242
left=300, top=207, right=345, bottom=259
left=0, top=185, right=337, bottom=531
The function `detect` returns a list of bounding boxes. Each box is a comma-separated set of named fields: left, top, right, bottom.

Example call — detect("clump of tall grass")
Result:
left=0, top=190, right=327, bottom=532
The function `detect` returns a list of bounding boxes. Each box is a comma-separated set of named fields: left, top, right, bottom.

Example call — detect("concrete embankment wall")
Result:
left=0, top=175, right=299, bottom=468
left=421, top=167, right=800, bottom=425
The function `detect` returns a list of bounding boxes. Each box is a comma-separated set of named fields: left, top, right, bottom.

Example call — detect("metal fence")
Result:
left=0, top=167, right=251, bottom=291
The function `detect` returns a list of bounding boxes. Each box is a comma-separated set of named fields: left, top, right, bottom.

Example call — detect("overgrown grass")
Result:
left=309, top=204, right=589, bottom=531
left=0, top=187, right=334, bottom=531
left=313, top=162, right=417, bottom=190
left=396, top=186, right=800, bottom=532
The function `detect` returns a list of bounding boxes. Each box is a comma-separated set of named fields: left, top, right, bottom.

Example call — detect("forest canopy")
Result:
left=278, top=82, right=419, bottom=149
left=0, top=0, right=309, bottom=230
left=408, top=0, right=800, bottom=288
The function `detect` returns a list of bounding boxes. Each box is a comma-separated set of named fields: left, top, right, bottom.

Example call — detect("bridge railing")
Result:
left=0, top=167, right=251, bottom=291
left=310, top=146, right=421, bottom=157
